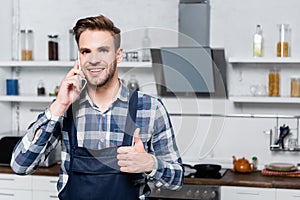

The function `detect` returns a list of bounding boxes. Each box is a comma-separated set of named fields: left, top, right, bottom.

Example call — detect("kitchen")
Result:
left=1, top=0, right=300, bottom=199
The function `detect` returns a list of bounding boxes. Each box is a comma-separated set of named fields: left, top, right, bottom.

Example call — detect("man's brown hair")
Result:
left=73, top=15, right=121, bottom=50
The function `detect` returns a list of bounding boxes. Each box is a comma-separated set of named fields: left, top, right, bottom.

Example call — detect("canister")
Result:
left=48, top=34, right=59, bottom=60
left=277, top=24, right=289, bottom=57
left=290, top=77, right=300, bottom=97
left=268, top=68, right=280, bottom=97
left=21, top=29, right=34, bottom=60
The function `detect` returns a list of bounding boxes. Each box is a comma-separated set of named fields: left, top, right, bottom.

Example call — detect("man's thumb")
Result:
left=134, top=128, right=141, bottom=143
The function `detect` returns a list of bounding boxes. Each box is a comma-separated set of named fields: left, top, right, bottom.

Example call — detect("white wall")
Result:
left=1, top=0, right=300, bottom=169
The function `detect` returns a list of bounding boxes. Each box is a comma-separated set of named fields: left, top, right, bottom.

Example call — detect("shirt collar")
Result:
left=77, top=80, right=130, bottom=106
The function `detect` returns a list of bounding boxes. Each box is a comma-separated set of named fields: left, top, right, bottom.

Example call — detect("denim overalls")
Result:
left=59, top=90, right=145, bottom=200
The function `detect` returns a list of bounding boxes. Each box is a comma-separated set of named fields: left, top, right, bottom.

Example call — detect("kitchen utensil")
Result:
left=275, top=124, right=290, bottom=149
left=183, top=164, right=222, bottom=178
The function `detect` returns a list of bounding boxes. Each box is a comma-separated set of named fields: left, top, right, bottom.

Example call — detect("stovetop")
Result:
left=184, top=167, right=227, bottom=179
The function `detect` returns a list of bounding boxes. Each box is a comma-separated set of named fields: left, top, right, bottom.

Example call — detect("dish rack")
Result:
left=269, top=115, right=300, bottom=152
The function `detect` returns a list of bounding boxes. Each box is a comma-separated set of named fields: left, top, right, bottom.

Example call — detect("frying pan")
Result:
left=183, top=164, right=222, bottom=178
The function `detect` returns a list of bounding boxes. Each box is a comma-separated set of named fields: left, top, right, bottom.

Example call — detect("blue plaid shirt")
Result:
left=11, top=83, right=183, bottom=198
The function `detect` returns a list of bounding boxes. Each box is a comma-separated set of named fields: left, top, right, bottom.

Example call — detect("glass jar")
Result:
left=277, top=24, right=289, bottom=57
left=268, top=68, right=280, bottom=97
left=290, top=77, right=300, bottom=97
left=48, top=34, right=59, bottom=60
left=69, top=29, right=77, bottom=61
left=21, top=29, right=34, bottom=61
left=37, top=80, right=45, bottom=96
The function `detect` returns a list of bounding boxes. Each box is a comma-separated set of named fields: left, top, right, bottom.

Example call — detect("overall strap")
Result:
left=122, top=89, right=138, bottom=146
left=65, top=105, right=78, bottom=150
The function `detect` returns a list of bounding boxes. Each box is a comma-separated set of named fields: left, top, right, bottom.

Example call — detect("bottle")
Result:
left=48, top=34, right=59, bottom=60
left=127, top=75, right=139, bottom=91
left=21, top=29, right=34, bottom=60
left=253, top=25, right=263, bottom=57
left=277, top=24, right=289, bottom=57
left=268, top=68, right=280, bottom=97
left=142, top=28, right=151, bottom=62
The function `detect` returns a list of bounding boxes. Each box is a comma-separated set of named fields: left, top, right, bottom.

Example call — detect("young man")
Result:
left=11, top=15, right=183, bottom=200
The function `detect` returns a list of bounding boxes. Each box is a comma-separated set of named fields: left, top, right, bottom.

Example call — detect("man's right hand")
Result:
left=49, top=61, right=85, bottom=117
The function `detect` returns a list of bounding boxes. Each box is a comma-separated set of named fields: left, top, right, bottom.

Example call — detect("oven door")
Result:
left=149, top=185, right=220, bottom=200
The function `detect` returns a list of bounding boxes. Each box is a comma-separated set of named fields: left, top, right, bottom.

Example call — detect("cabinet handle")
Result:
left=0, top=193, right=14, bottom=196
left=49, top=195, right=58, bottom=199
left=237, top=192, right=259, bottom=195
left=49, top=180, right=57, bottom=184
left=0, top=178, right=14, bottom=181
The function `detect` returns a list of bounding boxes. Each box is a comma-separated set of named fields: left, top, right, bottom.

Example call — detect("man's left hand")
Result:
left=117, top=128, right=154, bottom=173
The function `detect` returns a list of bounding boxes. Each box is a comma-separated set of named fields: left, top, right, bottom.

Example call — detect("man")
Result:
left=11, top=15, right=183, bottom=200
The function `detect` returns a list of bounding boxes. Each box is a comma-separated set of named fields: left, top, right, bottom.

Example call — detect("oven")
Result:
left=149, top=184, right=220, bottom=200
left=148, top=166, right=227, bottom=200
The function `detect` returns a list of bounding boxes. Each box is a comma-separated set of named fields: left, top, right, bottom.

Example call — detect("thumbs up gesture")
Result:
left=117, top=128, right=154, bottom=173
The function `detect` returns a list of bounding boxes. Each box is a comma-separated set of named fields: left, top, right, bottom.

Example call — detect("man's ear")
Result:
left=116, top=48, right=123, bottom=63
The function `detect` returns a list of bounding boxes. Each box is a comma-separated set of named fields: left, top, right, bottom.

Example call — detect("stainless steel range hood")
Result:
left=179, top=0, right=210, bottom=47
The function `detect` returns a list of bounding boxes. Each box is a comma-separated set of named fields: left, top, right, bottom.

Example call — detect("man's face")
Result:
left=78, top=29, right=122, bottom=88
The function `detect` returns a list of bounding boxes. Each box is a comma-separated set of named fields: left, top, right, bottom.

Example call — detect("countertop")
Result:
left=1, top=165, right=300, bottom=189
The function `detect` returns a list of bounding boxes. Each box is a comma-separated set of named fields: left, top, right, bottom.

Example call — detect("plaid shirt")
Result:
left=11, top=83, right=183, bottom=198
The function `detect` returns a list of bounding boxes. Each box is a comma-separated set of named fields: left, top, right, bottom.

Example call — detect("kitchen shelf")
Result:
left=229, top=96, right=300, bottom=104
left=0, top=95, right=55, bottom=103
left=228, top=57, right=300, bottom=64
left=0, top=61, right=152, bottom=68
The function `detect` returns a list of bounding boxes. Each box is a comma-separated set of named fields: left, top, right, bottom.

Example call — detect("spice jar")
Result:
left=48, top=34, right=59, bottom=60
left=291, top=77, right=300, bottom=97
left=277, top=24, right=290, bottom=57
left=21, top=29, right=34, bottom=60
left=37, top=80, right=45, bottom=96
left=268, top=68, right=280, bottom=97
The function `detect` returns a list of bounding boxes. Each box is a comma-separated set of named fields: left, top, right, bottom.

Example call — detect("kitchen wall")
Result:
left=1, top=0, right=300, bottom=169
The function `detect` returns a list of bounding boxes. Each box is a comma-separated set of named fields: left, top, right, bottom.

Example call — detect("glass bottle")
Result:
left=69, top=29, right=77, bottom=61
left=21, top=29, right=34, bottom=61
left=48, top=34, right=59, bottom=60
left=253, top=25, right=263, bottom=57
left=268, top=68, right=280, bottom=97
left=277, top=24, right=289, bottom=57
left=127, top=75, right=139, bottom=91
left=142, top=28, right=151, bottom=62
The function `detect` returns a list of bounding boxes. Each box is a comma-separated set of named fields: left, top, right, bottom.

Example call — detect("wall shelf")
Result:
left=0, top=95, right=55, bottom=103
left=0, top=61, right=152, bottom=68
left=229, top=96, right=300, bottom=104
left=228, top=57, right=300, bottom=64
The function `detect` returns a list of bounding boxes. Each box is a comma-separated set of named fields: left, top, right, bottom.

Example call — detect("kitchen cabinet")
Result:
left=228, top=57, right=300, bottom=104
left=0, top=174, right=32, bottom=200
left=276, top=189, right=300, bottom=200
left=221, top=186, right=276, bottom=200
left=221, top=186, right=300, bottom=200
left=32, top=176, right=59, bottom=200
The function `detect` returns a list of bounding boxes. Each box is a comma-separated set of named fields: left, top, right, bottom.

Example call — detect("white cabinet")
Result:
left=221, top=186, right=276, bottom=200
left=276, top=189, right=300, bottom=200
left=32, top=175, right=59, bottom=200
left=0, top=174, right=32, bottom=200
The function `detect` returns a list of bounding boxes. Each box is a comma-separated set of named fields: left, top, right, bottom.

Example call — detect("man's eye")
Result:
left=100, top=49, right=108, bottom=53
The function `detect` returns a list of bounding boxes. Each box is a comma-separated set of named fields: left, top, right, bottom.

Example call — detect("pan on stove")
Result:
left=183, top=164, right=222, bottom=178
